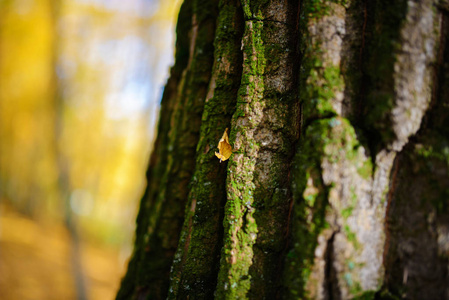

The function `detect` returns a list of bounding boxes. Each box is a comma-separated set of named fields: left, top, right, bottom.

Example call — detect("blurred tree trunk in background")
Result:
left=50, top=2, right=89, bottom=300
left=117, top=0, right=449, bottom=299
left=0, top=0, right=60, bottom=216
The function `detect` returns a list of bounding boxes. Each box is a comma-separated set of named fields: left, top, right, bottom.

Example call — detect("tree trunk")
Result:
left=117, top=0, right=449, bottom=299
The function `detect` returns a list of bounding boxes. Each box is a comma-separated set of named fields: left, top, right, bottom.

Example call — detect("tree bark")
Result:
left=117, top=0, right=449, bottom=299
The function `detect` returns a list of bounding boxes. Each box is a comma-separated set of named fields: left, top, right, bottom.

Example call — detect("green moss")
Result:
left=284, top=124, right=333, bottom=297
left=240, top=0, right=252, bottom=19
left=284, top=116, right=374, bottom=298
left=343, top=225, right=360, bottom=249
left=217, top=163, right=258, bottom=298
left=352, top=290, right=377, bottom=300
left=358, top=158, right=373, bottom=179
left=375, top=288, right=402, bottom=300
left=415, top=143, right=449, bottom=166
left=298, top=1, right=346, bottom=123
left=341, top=207, right=354, bottom=219
left=301, top=51, right=344, bottom=121
left=215, top=5, right=265, bottom=297
left=411, top=134, right=449, bottom=215
left=165, top=0, right=245, bottom=297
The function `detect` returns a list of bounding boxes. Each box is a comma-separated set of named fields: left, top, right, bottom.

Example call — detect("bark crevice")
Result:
left=381, top=8, right=449, bottom=299
left=117, top=0, right=449, bottom=299
left=324, top=231, right=341, bottom=300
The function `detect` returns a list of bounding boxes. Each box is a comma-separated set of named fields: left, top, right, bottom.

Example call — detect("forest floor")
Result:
left=0, top=203, right=124, bottom=300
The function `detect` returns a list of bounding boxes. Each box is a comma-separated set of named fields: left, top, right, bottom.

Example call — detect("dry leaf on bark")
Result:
left=215, top=128, right=232, bottom=162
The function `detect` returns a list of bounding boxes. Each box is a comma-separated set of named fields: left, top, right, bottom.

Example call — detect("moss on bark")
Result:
left=167, top=0, right=244, bottom=298
left=117, top=0, right=448, bottom=299
left=285, top=0, right=441, bottom=298
left=215, top=0, right=301, bottom=298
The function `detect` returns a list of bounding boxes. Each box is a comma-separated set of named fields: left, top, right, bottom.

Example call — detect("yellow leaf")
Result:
left=215, top=128, right=232, bottom=162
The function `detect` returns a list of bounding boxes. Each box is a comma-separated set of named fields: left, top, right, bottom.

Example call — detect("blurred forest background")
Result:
left=0, top=0, right=181, bottom=299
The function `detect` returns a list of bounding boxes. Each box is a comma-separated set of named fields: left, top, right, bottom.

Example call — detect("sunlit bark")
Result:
left=118, top=0, right=449, bottom=299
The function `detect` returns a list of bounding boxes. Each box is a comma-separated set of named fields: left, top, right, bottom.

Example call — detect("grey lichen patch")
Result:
left=362, top=0, right=440, bottom=151
left=318, top=118, right=383, bottom=298
left=389, top=0, right=440, bottom=151
left=300, top=1, right=349, bottom=122
left=286, top=116, right=389, bottom=299
left=380, top=9, right=449, bottom=294
left=254, top=128, right=283, bottom=150
left=287, top=0, right=442, bottom=298
left=284, top=0, right=398, bottom=297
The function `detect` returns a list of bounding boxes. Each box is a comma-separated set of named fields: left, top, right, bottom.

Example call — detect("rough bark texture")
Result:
left=117, top=0, right=449, bottom=299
